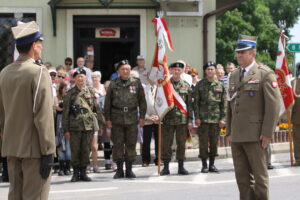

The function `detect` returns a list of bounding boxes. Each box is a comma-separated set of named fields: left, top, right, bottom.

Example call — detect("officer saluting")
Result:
left=104, top=60, right=146, bottom=179
left=227, top=35, right=281, bottom=200
left=0, top=21, right=55, bottom=199
left=63, top=69, right=103, bottom=182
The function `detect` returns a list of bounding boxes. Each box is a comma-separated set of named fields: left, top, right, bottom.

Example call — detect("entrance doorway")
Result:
left=73, top=15, right=140, bottom=82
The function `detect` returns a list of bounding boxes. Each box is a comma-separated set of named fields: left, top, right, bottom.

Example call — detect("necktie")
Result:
left=240, top=68, right=246, bottom=81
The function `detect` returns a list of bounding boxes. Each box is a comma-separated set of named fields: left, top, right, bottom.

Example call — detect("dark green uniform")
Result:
left=62, top=86, right=103, bottom=167
left=104, top=77, right=146, bottom=163
left=161, top=79, right=193, bottom=162
left=194, top=78, right=227, bottom=159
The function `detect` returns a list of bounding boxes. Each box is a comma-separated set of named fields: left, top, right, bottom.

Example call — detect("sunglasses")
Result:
left=50, top=73, right=57, bottom=77
left=65, top=62, right=72, bottom=66
left=191, top=74, right=196, bottom=77
left=58, top=75, right=65, bottom=79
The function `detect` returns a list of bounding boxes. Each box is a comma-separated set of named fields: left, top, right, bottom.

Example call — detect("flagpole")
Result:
left=158, top=120, right=162, bottom=175
left=287, top=110, right=294, bottom=166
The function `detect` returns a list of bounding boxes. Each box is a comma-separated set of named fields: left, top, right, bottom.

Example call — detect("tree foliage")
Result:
left=216, top=0, right=300, bottom=70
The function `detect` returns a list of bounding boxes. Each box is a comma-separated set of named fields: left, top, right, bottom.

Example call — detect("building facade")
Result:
left=0, top=0, right=220, bottom=80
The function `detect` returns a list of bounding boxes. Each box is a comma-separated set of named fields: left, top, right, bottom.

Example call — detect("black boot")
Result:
left=113, top=161, right=124, bottom=179
left=201, top=158, right=209, bottom=173
left=58, top=161, right=64, bottom=176
left=125, top=162, right=136, bottom=178
left=178, top=160, right=189, bottom=175
left=1, top=157, right=9, bottom=182
left=160, top=161, right=170, bottom=176
left=209, top=157, right=219, bottom=173
left=80, top=166, right=92, bottom=181
left=65, top=160, right=71, bottom=175
left=71, top=166, right=79, bottom=182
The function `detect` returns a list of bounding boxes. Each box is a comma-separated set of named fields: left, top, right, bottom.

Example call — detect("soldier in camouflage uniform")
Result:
left=194, top=61, right=227, bottom=173
left=104, top=60, right=146, bottom=179
left=160, top=61, right=193, bottom=176
left=63, top=69, right=103, bottom=182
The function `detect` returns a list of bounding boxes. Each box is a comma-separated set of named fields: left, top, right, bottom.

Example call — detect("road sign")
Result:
left=287, top=43, right=300, bottom=52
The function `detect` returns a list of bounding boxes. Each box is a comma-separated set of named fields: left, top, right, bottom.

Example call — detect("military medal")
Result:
left=249, top=90, right=254, bottom=97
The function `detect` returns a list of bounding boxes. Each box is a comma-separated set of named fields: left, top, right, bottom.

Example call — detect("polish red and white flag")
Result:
left=275, top=33, right=294, bottom=117
left=149, top=17, right=187, bottom=119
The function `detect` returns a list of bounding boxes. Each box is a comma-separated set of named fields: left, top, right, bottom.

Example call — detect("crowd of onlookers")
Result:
left=0, top=54, right=237, bottom=181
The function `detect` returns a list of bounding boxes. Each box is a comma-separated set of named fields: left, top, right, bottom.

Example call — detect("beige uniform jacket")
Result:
left=292, top=78, right=300, bottom=124
left=226, top=63, right=281, bottom=142
left=0, top=56, right=55, bottom=158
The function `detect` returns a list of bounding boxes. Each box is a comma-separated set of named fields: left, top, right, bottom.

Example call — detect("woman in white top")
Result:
left=90, top=71, right=106, bottom=173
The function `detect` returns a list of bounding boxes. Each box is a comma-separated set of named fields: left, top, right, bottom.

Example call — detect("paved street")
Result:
left=1, top=153, right=300, bottom=200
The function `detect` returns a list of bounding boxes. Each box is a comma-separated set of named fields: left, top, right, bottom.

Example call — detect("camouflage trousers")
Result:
left=111, top=124, right=138, bottom=162
left=198, top=123, right=220, bottom=159
left=293, top=125, right=300, bottom=162
left=161, top=124, right=187, bottom=162
left=70, top=131, right=93, bottom=167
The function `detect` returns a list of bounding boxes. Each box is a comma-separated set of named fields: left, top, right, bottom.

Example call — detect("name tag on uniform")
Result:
left=130, top=85, right=136, bottom=93
left=180, top=87, right=187, bottom=91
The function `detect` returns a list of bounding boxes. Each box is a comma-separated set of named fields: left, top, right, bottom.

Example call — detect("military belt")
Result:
left=112, top=106, right=136, bottom=113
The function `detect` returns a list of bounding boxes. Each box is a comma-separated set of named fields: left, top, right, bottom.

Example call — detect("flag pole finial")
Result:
left=157, top=11, right=164, bottom=18
left=278, top=20, right=286, bottom=34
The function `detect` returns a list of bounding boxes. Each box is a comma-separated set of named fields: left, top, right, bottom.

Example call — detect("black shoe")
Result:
left=71, top=166, right=79, bottom=182
left=65, top=160, right=71, bottom=175
left=105, top=164, right=112, bottom=170
left=58, top=161, right=64, bottom=176
left=160, top=162, right=170, bottom=176
left=201, top=158, right=209, bottom=173
left=209, top=157, right=219, bottom=173
left=178, top=160, right=189, bottom=175
left=113, top=161, right=124, bottom=179
left=125, top=162, right=136, bottom=178
left=268, top=164, right=274, bottom=170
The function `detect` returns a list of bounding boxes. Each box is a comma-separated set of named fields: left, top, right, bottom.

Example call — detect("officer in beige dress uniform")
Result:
left=292, top=78, right=300, bottom=166
left=0, top=21, right=55, bottom=200
left=227, top=35, right=281, bottom=200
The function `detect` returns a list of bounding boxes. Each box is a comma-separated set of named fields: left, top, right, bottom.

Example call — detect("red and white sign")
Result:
left=275, top=34, right=294, bottom=117
left=95, top=27, right=120, bottom=38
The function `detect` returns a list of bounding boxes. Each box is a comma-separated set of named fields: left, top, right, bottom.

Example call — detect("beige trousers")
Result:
left=7, top=157, right=52, bottom=200
left=231, top=142, right=269, bottom=200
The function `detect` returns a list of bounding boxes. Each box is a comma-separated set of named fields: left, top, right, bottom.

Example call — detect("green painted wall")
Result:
left=1, top=0, right=217, bottom=78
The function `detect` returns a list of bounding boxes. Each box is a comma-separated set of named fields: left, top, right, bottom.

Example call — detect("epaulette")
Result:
left=258, top=64, right=273, bottom=72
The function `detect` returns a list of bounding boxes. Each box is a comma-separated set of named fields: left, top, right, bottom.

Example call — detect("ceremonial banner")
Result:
left=149, top=17, right=187, bottom=119
left=275, top=34, right=294, bottom=117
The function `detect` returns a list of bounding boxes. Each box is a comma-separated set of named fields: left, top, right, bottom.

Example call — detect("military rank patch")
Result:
left=271, top=80, right=278, bottom=88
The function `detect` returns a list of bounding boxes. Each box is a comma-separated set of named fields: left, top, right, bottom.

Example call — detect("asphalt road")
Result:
left=1, top=153, right=299, bottom=200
